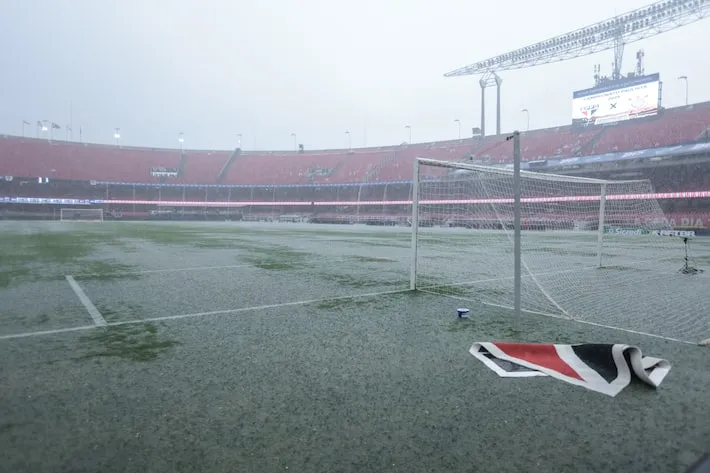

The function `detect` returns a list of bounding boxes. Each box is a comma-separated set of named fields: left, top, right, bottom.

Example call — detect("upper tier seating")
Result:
left=0, top=139, right=180, bottom=182
left=180, top=151, right=232, bottom=184
left=590, top=102, right=710, bottom=154
left=2, top=101, right=709, bottom=186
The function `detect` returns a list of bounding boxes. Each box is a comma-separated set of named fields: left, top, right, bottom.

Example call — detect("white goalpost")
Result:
left=60, top=208, right=104, bottom=222
left=410, top=150, right=708, bottom=344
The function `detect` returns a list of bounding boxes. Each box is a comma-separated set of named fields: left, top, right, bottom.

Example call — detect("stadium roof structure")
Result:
left=445, top=0, right=710, bottom=79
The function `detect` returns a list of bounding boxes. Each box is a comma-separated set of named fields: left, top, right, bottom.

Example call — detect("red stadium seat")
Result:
left=2, top=101, right=709, bottom=186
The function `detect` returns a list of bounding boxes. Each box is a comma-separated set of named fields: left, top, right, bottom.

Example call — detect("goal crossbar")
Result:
left=415, top=157, right=647, bottom=185
left=408, top=156, right=710, bottom=344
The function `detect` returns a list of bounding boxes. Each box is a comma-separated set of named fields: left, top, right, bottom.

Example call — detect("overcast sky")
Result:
left=1, top=0, right=708, bottom=151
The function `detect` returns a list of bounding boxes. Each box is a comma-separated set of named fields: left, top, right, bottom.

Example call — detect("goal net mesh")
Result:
left=60, top=208, right=104, bottom=222
left=414, top=161, right=708, bottom=343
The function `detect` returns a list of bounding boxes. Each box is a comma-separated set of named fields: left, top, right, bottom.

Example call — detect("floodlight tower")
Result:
left=444, top=0, right=710, bottom=137
left=478, top=72, right=503, bottom=137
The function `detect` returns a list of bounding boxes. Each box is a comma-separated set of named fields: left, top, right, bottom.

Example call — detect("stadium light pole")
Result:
left=405, top=125, right=411, bottom=143
left=345, top=131, right=351, bottom=150
left=521, top=109, right=530, bottom=132
left=113, top=128, right=121, bottom=147
left=178, top=132, right=184, bottom=151
left=454, top=119, right=461, bottom=139
left=291, top=133, right=297, bottom=151
left=678, top=75, right=688, bottom=106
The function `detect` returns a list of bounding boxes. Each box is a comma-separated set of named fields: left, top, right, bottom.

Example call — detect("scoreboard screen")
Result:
left=572, top=73, right=660, bottom=126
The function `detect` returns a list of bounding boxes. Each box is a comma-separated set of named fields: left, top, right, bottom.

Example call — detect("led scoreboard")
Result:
left=572, top=73, right=661, bottom=126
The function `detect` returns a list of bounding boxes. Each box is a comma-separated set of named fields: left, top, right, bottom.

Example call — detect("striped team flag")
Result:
left=469, top=342, right=670, bottom=397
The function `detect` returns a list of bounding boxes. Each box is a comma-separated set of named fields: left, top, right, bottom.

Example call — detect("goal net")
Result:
left=411, top=158, right=708, bottom=344
left=60, top=208, right=104, bottom=222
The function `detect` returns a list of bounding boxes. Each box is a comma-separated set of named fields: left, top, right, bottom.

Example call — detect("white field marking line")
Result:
left=0, top=324, right=97, bottom=341
left=107, top=288, right=411, bottom=327
left=480, top=300, right=696, bottom=345
left=0, top=288, right=412, bottom=342
left=65, top=275, right=107, bottom=327
left=425, top=287, right=696, bottom=345
left=74, top=263, right=255, bottom=278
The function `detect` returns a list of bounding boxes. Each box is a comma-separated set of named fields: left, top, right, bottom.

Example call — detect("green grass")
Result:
left=0, top=267, right=32, bottom=289
left=103, top=239, right=139, bottom=252
left=598, top=265, right=636, bottom=271
left=0, top=232, right=99, bottom=264
left=0, top=423, right=26, bottom=433
left=73, top=261, right=141, bottom=281
left=444, top=315, right=590, bottom=344
left=0, top=305, right=83, bottom=330
left=242, top=247, right=313, bottom=271
left=358, top=240, right=410, bottom=249
left=313, top=296, right=385, bottom=310
left=418, top=284, right=477, bottom=299
left=529, top=246, right=598, bottom=258
left=0, top=230, right=136, bottom=287
left=95, top=302, right=146, bottom=323
left=273, top=228, right=408, bottom=240
left=348, top=255, right=397, bottom=263
left=107, top=224, right=241, bottom=247
left=446, top=317, right=527, bottom=339
left=317, top=272, right=405, bottom=289
left=78, top=322, right=180, bottom=362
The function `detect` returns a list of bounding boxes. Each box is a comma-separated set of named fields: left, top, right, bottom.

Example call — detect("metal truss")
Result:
left=444, top=0, right=710, bottom=77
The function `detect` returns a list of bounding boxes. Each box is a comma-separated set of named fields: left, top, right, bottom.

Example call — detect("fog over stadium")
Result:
left=1, top=0, right=709, bottom=150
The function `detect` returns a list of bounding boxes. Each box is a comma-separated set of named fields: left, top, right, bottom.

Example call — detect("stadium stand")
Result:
left=590, top=102, right=710, bottom=153
left=178, top=150, right=232, bottom=184
left=0, top=103, right=710, bottom=185
left=470, top=127, right=603, bottom=164
left=0, top=137, right=181, bottom=182
left=1, top=101, right=710, bottom=230
left=3, top=101, right=710, bottom=186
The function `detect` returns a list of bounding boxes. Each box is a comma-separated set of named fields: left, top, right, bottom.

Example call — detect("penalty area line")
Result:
left=108, top=288, right=411, bottom=327
left=66, top=275, right=107, bottom=327
left=0, top=324, right=97, bottom=341
left=0, top=288, right=411, bottom=342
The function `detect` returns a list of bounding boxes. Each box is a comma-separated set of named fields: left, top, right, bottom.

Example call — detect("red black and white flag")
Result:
left=469, top=342, right=671, bottom=397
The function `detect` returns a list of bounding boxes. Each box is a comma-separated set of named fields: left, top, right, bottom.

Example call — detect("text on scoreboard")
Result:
left=572, top=73, right=660, bottom=126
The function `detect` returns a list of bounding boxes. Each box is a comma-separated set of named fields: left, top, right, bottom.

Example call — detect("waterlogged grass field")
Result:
left=1, top=220, right=709, bottom=473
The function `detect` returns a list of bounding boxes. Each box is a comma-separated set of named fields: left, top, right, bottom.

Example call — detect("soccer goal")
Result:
left=60, top=208, right=104, bottom=222
left=410, top=157, right=708, bottom=344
